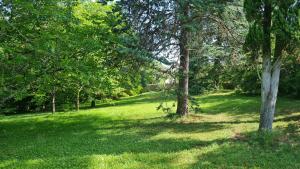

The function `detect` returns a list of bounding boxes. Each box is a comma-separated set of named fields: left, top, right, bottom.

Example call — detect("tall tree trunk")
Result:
left=176, top=2, right=190, bottom=116
left=259, top=1, right=284, bottom=131
left=52, top=90, right=56, bottom=114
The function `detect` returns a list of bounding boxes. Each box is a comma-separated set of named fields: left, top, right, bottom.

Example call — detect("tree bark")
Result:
left=52, top=90, right=56, bottom=114
left=76, top=90, right=80, bottom=111
left=259, top=58, right=281, bottom=130
left=176, top=2, right=190, bottom=116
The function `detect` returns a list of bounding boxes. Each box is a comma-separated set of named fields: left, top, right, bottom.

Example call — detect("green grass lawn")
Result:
left=1, top=91, right=300, bottom=169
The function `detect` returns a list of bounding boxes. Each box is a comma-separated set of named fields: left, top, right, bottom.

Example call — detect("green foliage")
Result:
left=279, top=56, right=300, bottom=98
left=238, top=66, right=261, bottom=95
left=0, top=0, right=151, bottom=113
left=243, top=23, right=263, bottom=59
left=244, top=0, right=300, bottom=57
left=239, top=0, right=300, bottom=99
left=243, top=0, right=263, bottom=22
left=188, top=0, right=248, bottom=95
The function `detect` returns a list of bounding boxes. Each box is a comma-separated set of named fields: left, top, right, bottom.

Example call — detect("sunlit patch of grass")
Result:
left=1, top=91, right=300, bottom=168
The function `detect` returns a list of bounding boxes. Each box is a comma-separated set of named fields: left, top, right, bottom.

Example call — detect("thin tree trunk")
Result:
left=52, top=90, right=56, bottom=114
left=76, top=87, right=83, bottom=111
left=176, top=2, right=190, bottom=116
left=76, top=90, right=80, bottom=111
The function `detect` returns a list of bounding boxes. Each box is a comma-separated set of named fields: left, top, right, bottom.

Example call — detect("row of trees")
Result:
left=0, top=0, right=157, bottom=113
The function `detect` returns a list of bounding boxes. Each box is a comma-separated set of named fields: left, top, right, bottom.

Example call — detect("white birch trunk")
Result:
left=259, top=59, right=281, bottom=130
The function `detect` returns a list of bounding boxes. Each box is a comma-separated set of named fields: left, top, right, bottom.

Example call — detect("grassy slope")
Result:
left=0, top=91, right=300, bottom=169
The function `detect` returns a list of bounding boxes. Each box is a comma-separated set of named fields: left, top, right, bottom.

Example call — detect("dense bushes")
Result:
left=278, top=57, right=300, bottom=98
left=237, top=58, right=300, bottom=98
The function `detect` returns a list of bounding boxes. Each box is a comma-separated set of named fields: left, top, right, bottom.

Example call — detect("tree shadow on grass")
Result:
left=190, top=143, right=300, bottom=169
left=275, top=114, right=300, bottom=122
left=1, top=92, right=300, bottom=168
left=190, top=124, right=300, bottom=169
left=3, top=118, right=299, bottom=169
left=0, top=114, right=230, bottom=169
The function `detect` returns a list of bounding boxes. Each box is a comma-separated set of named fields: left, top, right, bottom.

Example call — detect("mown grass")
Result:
left=1, top=91, right=300, bottom=169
